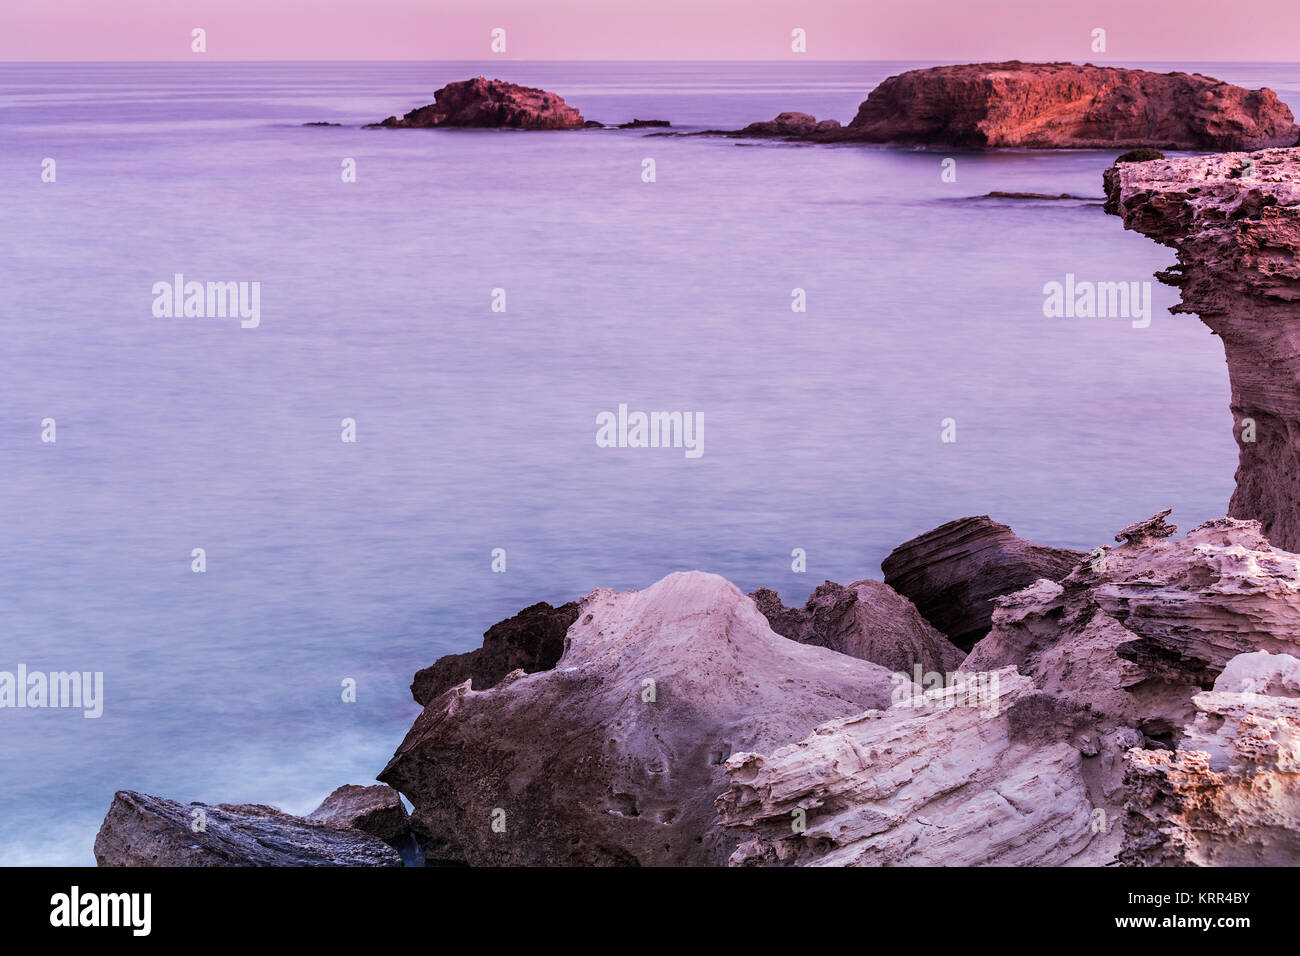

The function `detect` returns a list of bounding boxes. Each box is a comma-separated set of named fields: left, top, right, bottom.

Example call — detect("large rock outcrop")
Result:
left=881, top=516, right=1083, bottom=650
left=410, top=600, right=579, bottom=706
left=1122, top=650, right=1300, bottom=865
left=963, top=513, right=1300, bottom=747
left=721, top=514, right=1300, bottom=867
left=378, top=571, right=900, bottom=866
left=750, top=579, right=964, bottom=674
left=831, top=62, right=1298, bottom=149
left=371, top=76, right=584, bottom=129
left=717, top=668, right=1113, bottom=866
left=94, top=791, right=402, bottom=867
left=1105, top=148, right=1300, bottom=551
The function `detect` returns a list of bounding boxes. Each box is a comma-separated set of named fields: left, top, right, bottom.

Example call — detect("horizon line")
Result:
left=2, top=57, right=1294, bottom=66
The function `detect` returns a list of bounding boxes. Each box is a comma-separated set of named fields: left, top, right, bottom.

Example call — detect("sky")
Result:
left=2, top=0, right=1298, bottom=62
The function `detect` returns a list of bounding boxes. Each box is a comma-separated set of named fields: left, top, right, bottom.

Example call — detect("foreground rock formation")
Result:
left=94, top=791, right=402, bottom=866
left=964, top=513, right=1300, bottom=746
left=1122, top=651, right=1300, bottom=865
left=718, top=668, right=1111, bottom=865
left=379, top=571, right=899, bottom=866
left=99, top=519, right=1300, bottom=867
left=716, top=512, right=1300, bottom=867
left=829, top=62, right=1298, bottom=149
left=881, top=516, right=1083, bottom=650
left=750, top=579, right=964, bottom=673
left=1106, top=148, right=1300, bottom=551
left=370, top=77, right=585, bottom=129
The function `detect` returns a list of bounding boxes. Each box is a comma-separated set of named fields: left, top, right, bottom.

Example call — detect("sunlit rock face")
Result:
left=836, top=62, right=1299, bottom=149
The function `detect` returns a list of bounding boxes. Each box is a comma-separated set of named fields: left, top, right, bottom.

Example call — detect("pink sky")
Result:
left=3, top=0, right=1298, bottom=61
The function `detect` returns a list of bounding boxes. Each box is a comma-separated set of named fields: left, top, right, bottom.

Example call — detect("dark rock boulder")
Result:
left=750, top=579, right=965, bottom=673
left=1114, top=148, right=1166, bottom=164
left=411, top=600, right=580, bottom=705
left=738, top=111, right=840, bottom=137
left=882, top=516, right=1083, bottom=650
left=94, top=791, right=402, bottom=866
left=308, top=784, right=412, bottom=847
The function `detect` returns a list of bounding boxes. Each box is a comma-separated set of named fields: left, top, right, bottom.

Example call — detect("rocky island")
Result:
left=368, top=76, right=587, bottom=130
left=363, top=65, right=1297, bottom=151
left=828, top=62, right=1299, bottom=149
left=694, top=62, right=1299, bottom=149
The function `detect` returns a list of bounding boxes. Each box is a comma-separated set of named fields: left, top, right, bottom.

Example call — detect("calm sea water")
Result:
left=2, top=60, right=1290, bottom=864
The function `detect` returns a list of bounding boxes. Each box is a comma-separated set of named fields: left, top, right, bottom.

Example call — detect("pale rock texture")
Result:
left=94, top=790, right=402, bottom=867
left=750, top=579, right=965, bottom=674
left=964, top=514, right=1300, bottom=747
left=717, top=668, right=1114, bottom=866
left=882, top=515, right=1083, bottom=650
left=836, top=62, right=1298, bottom=149
left=378, top=571, right=900, bottom=866
left=1105, top=148, right=1300, bottom=551
left=1122, top=650, right=1300, bottom=865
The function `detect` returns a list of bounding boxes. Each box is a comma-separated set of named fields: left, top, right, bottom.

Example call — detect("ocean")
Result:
left=1, top=60, right=1286, bottom=864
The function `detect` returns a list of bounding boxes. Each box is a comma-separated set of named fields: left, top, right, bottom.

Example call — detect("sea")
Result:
left=2, top=59, right=1291, bottom=864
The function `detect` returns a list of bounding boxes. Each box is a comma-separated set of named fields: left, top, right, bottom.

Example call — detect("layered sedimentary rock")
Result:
left=830, top=62, right=1298, bottom=149
left=881, top=516, right=1083, bottom=650
left=721, top=515, right=1300, bottom=867
left=371, top=77, right=584, bottom=129
left=379, top=571, right=899, bottom=866
left=717, top=668, right=1112, bottom=865
left=964, top=513, right=1300, bottom=747
left=1122, top=651, right=1300, bottom=865
left=308, top=784, right=412, bottom=848
left=410, top=600, right=579, bottom=706
left=94, top=791, right=402, bottom=867
left=1105, top=148, right=1300, bottom=551
left=750, top=579, right=964, bottom=674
